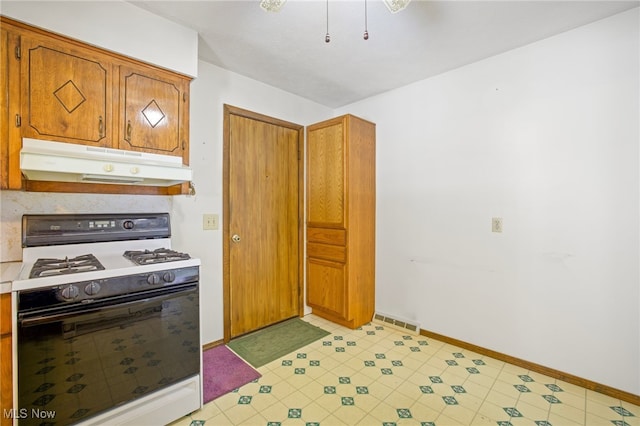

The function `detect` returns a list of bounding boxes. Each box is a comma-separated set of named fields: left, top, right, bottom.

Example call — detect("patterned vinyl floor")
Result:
left=170, top=314, right=639, bottom=426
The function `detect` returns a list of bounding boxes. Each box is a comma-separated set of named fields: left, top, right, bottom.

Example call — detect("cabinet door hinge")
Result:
left=15, top=114, right=21, bottom=127
left=14, top=44, right=21, bottom=60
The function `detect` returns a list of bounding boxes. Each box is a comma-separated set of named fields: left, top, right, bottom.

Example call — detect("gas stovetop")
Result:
left=29, top=254, right=105, bottom=278
left=13, top=213, right=200, bottom=292
left=124, top=248, right=191, bottom=265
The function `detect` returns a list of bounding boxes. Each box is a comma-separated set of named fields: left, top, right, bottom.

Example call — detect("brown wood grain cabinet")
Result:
left=118, top=65, right=189, bottom=159
left=306, top=114, right=376, bottom=329
left=0, top=16, right=191, bottom=194
left=1, top=23, right=22, bottom=190
left=20, top=32, right=114, bottom=147
left=0, top=294, right=12, bottom=425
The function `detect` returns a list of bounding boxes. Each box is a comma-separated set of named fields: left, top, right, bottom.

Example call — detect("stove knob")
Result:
left=147, top=273, right=161, bottom=285
left=162, top=271, right=176, bottom=283
left=85, top=281, right=101, bottom=296
left=60, top=285, right=79, bottom=300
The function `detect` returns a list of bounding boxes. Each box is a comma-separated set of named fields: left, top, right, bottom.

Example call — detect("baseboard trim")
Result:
left=202, top=339, right=224, bottom=351
left=420, top=328, right=640, bottom=406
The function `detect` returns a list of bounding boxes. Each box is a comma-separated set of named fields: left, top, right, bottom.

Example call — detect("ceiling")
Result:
left=130, top=0, right=639, bottom=108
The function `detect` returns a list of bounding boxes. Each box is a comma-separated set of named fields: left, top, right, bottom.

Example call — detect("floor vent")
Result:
left=373, top=312, right=420, bottom=335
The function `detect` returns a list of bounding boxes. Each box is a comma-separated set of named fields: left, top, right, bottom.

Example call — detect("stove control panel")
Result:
left=23, top=213, right=171, bottom=247
left=17, top=266, right=200, bottom=311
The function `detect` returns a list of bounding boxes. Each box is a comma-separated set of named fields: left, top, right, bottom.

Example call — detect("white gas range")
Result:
left=12, top=213, right=201, bottom=426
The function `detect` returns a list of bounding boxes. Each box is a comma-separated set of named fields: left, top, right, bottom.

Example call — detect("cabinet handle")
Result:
left=125, top=120, right=132, bottom=142
left=98, top=116, right=104, bottom=137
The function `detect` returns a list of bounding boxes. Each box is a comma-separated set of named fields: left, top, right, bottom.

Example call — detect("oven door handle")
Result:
left=19, top=285, right=197, bottom=328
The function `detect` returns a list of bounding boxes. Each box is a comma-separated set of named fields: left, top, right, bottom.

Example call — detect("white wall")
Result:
left=171, top=61, right=332, bottom=344
left=336, top=8, right=640, bottom=395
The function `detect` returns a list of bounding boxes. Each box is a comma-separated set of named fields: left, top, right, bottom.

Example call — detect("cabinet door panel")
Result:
left=307, top=123, right=344, bottom=226
left=1, top=294, right=12, bottom=426
left=1, top=26, right=22, bottom=189
left=119, top=66, right=184, bottom=157
left=307, top=227, right=346, bottom=245
left=0, top=293, right=10, bottom=335
left=22, top=36, right=111, bottom=145
left=307, top=258, right=347, bottom=319
left=307, top=242, right=346, bottom=263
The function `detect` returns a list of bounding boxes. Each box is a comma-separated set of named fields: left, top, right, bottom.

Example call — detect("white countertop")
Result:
left=1, top=261, right=23, bottom=293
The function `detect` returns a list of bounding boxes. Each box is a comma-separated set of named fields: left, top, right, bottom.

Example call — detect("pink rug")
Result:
left=202, top=345, right=261, bottom=403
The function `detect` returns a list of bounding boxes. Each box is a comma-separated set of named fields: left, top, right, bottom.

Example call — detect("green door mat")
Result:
left=228, top=318, right=331, bottom=368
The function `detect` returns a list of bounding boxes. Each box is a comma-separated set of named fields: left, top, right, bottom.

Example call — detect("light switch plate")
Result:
left=492, top=217, right=503, bottom=233
left=203, top=214, right=219, bottom=230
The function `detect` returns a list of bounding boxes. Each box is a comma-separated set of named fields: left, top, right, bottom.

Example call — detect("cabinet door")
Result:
left=118, top=65, right=187, bottom=159
left=307, top=121, right=345, bottom=227
left=21, top=34, right=112, bottom=146
left=0, top=294, right=12, bottom=426
left=307, top=258, right=348, bottom=320
left=1, top=25, right=22, bottom=189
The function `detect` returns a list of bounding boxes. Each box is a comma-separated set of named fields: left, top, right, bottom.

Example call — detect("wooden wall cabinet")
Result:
left=0, top=294, right=12, bottom=426
left=306, top=114, right=376, bottom=329
left=20, top=32, right=114, bottom=147
left=1, top=24, right=22, bottom=190
left=0, top=16, right=191, bottom=195
left=118, top=65, right=189, bottom=159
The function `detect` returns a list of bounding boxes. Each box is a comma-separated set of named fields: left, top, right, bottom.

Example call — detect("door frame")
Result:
left=222, top=104, right=305, bottom=342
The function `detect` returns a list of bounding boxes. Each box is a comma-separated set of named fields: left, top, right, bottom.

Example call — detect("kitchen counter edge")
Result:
left=1, top=261, right=22, bottom=293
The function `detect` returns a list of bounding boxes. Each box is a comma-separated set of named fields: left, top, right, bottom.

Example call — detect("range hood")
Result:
left=20, top=138, right=193, bottom=187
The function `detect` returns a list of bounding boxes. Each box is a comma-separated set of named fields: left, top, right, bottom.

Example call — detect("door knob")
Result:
left=231, top=234, right=241, bottom=243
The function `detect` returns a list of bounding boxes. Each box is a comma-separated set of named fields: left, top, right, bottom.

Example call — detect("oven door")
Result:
left=17, top=284, right=199, bottom=426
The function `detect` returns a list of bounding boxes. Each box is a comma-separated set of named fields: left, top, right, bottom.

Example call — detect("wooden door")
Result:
left=21, top=34, right=112, bottom=146
left=118, top=65, right=187, bottom=159
left=223, top=105, right=303, bottom=340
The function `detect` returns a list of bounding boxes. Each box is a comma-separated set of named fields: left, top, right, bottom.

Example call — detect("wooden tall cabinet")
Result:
left=306, top=114, right=375, bottom=329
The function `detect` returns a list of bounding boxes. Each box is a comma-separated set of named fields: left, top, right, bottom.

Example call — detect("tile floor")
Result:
left=171, top=315, right=639, bottom=426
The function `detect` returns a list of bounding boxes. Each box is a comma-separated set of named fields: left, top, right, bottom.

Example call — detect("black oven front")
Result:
left=16, top=269, right=199, bottom=426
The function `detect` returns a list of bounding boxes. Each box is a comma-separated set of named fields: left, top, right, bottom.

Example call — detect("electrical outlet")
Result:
left=492, top=217, right=503, bottom=233
left=203, top=214, right=219, bottom=230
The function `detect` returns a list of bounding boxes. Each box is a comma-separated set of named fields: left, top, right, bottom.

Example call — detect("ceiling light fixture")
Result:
left=383, top=0, right=410, bottom=13
left=260, top=0, right=410, bottom=42
left=260, top=0, right=286, bottom=12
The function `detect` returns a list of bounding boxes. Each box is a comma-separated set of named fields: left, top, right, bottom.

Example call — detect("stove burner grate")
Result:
left=123, top=248, right=191, bottom=265
left=29, top=254, right=105, bottom=278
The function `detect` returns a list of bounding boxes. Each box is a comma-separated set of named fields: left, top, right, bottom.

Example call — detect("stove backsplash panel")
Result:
left=0, top=192, right=172, bottom=262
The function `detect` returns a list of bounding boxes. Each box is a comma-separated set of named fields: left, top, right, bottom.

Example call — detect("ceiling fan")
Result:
left=259, top=0, right=411, bottom=42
